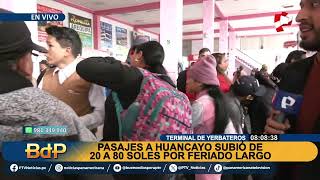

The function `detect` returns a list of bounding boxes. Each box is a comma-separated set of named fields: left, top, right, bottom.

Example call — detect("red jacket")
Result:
left=217, top=73, right=231, bottom=93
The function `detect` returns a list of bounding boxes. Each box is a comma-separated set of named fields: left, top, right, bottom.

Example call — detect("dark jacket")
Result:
left=76, top=57, right=183, bottom=142
left=177, top=70, right=187, bottom=93
left=248, top=88, right=275, bottom=134
left=0, top=67, right=96, bottom=180
left=249, top=72, right=277, bottom=134
left=176, top=69, right=196, bottom=102
left=76, top=57, right=143, bottom=141
left=279, top=55, right=320, bottom=132
left=224, top=91, right=251, bottom=134
left=76, top=57, right=173, bottom=180
left=276, top=55, right=320, bottom=180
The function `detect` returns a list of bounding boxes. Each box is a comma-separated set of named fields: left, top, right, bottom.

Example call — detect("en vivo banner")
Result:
left=100, top=22, right=113, bottom=49
left=37, top=4, right=63, bottom=42
left=116, top=26, right=127, bottom=47
left=69, top=13, right=93, bottom=48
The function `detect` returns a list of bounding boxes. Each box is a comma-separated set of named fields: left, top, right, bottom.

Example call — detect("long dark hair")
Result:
left=212, top=53, right=232, bottom=85
left=212, top=53, right=226, bottom=75
left=136, top=41, right=175, bottom=87
left=203, top=84, right=229, bottom=134
left=125, top=45, right=138, bottom=64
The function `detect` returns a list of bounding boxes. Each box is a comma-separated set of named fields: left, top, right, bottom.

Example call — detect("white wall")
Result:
left=240, top=37, right=261, bottom=50
left=190, top=38, right=220, bottom=56
left=214, top=38, right=219, bottom=52
left=136, top=29, right=158, bottom=41
left=37, top=0, right=158, bottom=62
left=99, top=17, right=158, bottom=61
left=1, top=0, right=38, bottom=42
left=239, top=34, right=300, bottom=73
left=99, top=18, right=153, bottom=60
left=1, top=0, right=41, bottom=80
left=99, top=16, right=132, bottom=61
left=37, top=0, right=93, bottom=48
left=185, top=34, right=303, bottom=74
left=37, top=0, right=93, bottom=25
left=243, top=49, right=293, bottom=73
left=191, top=40, right=203, bottom=55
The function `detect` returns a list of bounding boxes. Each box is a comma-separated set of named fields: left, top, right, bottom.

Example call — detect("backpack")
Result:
left=36, top=69, right=47, bottom=86
left=112, top=68, right=192, bottom=141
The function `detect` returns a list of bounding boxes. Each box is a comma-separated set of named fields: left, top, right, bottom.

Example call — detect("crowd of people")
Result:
left=1, top=0, right=320, bottom=179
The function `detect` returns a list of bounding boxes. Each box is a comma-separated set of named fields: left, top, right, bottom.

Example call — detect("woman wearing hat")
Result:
left=186, top=55, right=229, bottom=180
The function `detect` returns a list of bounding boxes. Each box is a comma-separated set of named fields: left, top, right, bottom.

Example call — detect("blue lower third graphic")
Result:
left=0, top=13, right=65, bottom=21
left=5, top=162, right=275, bottom=175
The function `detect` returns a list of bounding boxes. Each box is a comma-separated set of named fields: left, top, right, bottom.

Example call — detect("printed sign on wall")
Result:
left=69, top=13, right=93, bottom=48
left=131, top=31, right=150, bottom=46
left=100, top=22, right=113, bottom=49
left=116, top=26, right=127, bottom=47
left=37, top=4, right=63, bottom=42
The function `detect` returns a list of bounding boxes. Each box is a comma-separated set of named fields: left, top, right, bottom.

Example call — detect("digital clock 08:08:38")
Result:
left=249, top=134, right=279, bottom=141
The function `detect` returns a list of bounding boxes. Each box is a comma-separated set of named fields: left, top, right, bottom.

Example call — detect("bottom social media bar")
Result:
left=5, top=162, right=275, bottom=175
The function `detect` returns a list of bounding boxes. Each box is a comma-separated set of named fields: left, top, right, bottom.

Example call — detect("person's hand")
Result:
left=264, top=109, right=291, bottom=134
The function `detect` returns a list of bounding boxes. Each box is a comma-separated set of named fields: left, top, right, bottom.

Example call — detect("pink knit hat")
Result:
left=188, top=55, right=220, bottom=86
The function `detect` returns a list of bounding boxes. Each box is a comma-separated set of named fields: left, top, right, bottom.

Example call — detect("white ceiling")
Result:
left=109, top=3, right=210, bottom=25
left=111, top=9, right=160, bottom=25
left=145, top=27, right=160, bottom=33
left=236, top=29, right=298, bottom=37
left=139, top=22, right=219, bottom=34
left=184, top=33, right=220, bottom=39
left=229, top=16, right=299, bottom=28
left=184, top=34, right=203, bottom=39
left=62, top=0, right=159, bottom=11
left=62, top=0, right=301, bottom=39
left=216, top=0, right=301, bottom=16
left=182, top=4, right=204, bottom=20
left=183, top=24, right=203, bottom=32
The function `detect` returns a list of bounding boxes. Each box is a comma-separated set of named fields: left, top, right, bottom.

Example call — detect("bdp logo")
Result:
left=214, top=164, right=222, bottom=173
left=113, top=164, right=122, bottom=172
left=25, top=143, right=66, bottom=159
left=10, top=164, right=18, bottom=172
left=274, top=12, right=292, bottom=32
